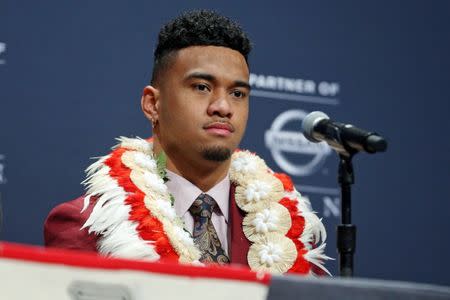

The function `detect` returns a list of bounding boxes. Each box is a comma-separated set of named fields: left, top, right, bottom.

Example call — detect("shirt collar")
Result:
left=165, top=169, right=230, bottom=222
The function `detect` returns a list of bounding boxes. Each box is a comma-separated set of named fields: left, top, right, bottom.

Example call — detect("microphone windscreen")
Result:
left=302, top=111, right=329, bottom=142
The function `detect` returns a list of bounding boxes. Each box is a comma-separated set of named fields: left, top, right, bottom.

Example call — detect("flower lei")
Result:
left=81, top=137, right=330, bottom=275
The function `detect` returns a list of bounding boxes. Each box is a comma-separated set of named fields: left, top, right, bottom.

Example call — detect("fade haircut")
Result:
left=151, top=10, right=252, bottom=84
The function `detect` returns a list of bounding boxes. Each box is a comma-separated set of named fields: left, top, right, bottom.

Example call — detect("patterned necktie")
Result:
left=189, top=193, right=230, bottom=264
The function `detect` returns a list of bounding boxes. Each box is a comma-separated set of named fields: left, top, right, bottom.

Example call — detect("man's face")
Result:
left=153, top=45, right=250, bottom=164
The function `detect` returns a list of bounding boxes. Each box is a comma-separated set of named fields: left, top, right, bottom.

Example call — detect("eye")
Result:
left=231, top=90, right=247, bottom=98
left=193, top=83, right=210, bottom=92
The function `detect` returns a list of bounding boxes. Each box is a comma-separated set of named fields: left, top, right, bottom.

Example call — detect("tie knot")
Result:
left=189, top=193, right=217, bottom=219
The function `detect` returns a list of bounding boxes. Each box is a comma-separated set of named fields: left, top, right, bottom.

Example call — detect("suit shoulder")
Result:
left=44, top=196, right=99, bottom=252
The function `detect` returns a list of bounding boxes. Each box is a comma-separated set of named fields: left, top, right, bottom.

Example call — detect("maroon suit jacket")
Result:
left=44, top=185, right=251, bottom=266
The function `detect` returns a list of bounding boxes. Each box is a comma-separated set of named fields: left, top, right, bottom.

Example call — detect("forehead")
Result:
left=168, top=46, right=249, bottom=82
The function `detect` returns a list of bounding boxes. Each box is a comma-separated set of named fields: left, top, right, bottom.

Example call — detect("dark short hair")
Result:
left=151, top=10, right=252, bottom=84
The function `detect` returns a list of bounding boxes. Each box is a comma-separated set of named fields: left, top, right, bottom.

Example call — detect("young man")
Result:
left=44, top=10, right=329, bottom=275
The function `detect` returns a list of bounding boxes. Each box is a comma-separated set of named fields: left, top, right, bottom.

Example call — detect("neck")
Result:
left=152, top=137, right=230, bottom=192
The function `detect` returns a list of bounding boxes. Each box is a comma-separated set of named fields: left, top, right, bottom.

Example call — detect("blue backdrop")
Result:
left=1, top=0, right=449, bottom=286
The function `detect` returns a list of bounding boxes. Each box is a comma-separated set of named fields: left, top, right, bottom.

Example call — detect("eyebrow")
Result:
left=184, top=72, right=251, bottom=90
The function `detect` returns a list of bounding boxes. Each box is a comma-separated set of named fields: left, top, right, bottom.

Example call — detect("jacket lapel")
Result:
left=228, top=184, right=250, bottom=266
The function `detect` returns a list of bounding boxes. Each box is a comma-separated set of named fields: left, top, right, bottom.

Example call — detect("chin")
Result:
left=200, top=145, right=232, bottom=162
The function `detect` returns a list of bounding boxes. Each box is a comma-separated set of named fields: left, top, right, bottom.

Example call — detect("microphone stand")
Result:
left=0, top=191, right=2, bottom=239
left=337, top=152, right=357, bottom=277
left=301, top=111, right=387, bottom=277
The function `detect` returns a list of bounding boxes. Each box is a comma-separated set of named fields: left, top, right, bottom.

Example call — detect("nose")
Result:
left=207, top=91, right=233, bottom=119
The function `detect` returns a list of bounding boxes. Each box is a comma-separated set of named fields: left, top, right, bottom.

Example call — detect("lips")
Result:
left=204, top=122, right=234, bottom=137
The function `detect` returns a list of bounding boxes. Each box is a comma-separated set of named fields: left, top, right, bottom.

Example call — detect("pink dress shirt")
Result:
left=165, top=170, right=230, bottom=254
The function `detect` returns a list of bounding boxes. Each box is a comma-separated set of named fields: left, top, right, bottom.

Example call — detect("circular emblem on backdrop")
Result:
left=0, top=42, right=6, bottom=65
left=0, top=154, right=5, bottom=184
left=264, top=109, right=332, bottom=176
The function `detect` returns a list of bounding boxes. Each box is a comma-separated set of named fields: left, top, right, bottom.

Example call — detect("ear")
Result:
left=141, top=85, right=160, bottom=123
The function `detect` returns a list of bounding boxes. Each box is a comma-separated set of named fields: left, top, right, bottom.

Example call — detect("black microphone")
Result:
left=302, top=111, right=387, bottom=154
